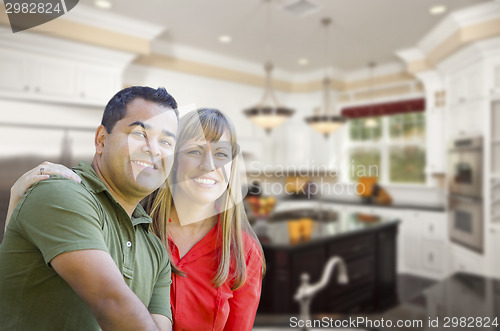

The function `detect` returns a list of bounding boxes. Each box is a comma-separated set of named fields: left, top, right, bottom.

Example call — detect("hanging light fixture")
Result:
left=364, top=62, right=379, bottom=128
left=244, top=0, right=294, bottom=134
left=305, top=18, right=346, bottom=138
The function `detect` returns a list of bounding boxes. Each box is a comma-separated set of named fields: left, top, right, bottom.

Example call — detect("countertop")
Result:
left=254, top=212, right=399, bottom=249
left=378, top=272, right=500, bottom=330
left=280, top=197, right=446, bottom=213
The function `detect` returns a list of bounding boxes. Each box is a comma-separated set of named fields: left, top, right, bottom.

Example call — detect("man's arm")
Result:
left=51, top=249, right=160, bottom=331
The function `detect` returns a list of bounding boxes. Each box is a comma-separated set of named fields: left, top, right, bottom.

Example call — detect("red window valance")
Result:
left=341, top=98, right=425, bottom=118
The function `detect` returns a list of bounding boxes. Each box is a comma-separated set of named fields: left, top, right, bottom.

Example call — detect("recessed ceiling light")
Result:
left=429, top=5, right=446, bottom=15
left=94, top=0, right=112, bottom=10
left=298, top=58, right=309, bottom=66
left=218, top=35, right=232, bottom=44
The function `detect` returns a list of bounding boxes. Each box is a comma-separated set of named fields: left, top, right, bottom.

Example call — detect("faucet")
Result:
left=294, top=256, right=349, bottom=323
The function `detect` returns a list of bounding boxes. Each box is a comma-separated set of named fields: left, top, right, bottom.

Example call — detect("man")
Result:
left=0, top=86, right=178, bottom=330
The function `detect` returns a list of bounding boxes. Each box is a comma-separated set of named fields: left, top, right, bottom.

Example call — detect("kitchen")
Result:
left=1, top=0, right=500, bottom=330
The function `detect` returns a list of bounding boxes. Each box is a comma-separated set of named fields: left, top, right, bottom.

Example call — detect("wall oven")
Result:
left=448, top=137, right=483, bottom=197
left=448, top=137, right=483, bottom=253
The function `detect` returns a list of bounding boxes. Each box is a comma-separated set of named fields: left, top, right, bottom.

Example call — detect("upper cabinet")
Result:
left=0, top=29, right=136, bottom=107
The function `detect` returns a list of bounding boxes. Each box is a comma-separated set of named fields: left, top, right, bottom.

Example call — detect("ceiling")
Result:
left=80, top=0, right=492, bottom=73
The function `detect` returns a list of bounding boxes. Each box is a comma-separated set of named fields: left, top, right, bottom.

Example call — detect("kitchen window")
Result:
left=347, top=112, right=426, bottom=184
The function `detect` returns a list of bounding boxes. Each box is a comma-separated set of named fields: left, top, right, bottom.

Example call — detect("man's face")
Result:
left=99, top=98, right=178, bottom=199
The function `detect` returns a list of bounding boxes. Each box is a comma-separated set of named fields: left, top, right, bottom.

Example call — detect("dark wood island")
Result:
left=257, top=212, right=400, bottom=315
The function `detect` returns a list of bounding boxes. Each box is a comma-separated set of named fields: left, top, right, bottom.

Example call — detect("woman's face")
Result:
left=174, top=130, right=233, bottom=206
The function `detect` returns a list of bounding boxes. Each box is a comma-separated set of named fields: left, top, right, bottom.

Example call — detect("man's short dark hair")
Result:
left=101, top=86, right=178, bottom=133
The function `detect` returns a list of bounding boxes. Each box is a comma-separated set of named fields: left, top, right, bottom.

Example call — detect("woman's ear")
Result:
left=95, top=125, right=107, bottom=155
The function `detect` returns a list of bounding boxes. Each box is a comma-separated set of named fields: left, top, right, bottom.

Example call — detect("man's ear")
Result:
left=95, top=125, right=107, bottom=155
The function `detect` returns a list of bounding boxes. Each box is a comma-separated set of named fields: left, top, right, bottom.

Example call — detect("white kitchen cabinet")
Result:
left=420, top=240, right=444, bottom=273
left=447, top=63, right=485, bottom=106
left=487, top=225, right=500, bottom=278
left=398, top=210, right=449, bottom=279
left=447, top=98, right=487, bottom=138
left=426, top=107, right=446, bottom=174
left=0, top=50, right=28, bottom=94
left=31, top=56, right=77, bottom=99
left=0, top=49, right=123, bottom=106
left=78, top=64, right=120, bottom=104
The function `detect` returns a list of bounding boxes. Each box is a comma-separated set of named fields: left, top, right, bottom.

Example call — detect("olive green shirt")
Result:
left=0, top=162, right=171, bottom=330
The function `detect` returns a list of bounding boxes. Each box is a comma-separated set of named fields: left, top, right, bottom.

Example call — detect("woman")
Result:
left=4, top=108, right=265, bottom=331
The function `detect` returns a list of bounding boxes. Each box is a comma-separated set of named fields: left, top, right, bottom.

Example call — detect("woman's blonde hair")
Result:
left=147, top=108, right=265, bottom=290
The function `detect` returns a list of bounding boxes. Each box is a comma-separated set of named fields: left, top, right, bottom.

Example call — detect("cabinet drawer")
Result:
left=328, top=234, right=375, bottom=261
left=422, top=218, right=445, bottom=240
left=421, top=240, right=444, bottom=272
left=328, top=285, right=375, bottom=313
left=329, top=256, right=375, bottom=297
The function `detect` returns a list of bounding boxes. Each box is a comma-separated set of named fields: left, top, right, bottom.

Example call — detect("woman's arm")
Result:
left=5, top=161, right=81, bottom=231
left=224, top=241, right=263, bottom=331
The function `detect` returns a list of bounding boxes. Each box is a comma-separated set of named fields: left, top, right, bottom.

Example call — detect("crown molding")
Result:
left=64, top=4, right=165, bottom=40
left=419, top=1, right=500, bottom=54
left=437, top=36, right=500, bottom=73
left=0, top=26, right=136, bottom=68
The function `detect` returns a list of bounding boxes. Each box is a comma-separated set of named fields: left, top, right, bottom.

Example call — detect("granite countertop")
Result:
left=280, top=196, right=446, bottom=213
left=377, top=272, right=500, bottom=330
left=254, top=212, right=399, bottom=249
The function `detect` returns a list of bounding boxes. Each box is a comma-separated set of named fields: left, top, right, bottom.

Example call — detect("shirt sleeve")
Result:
left=224, top=237, right=263, bottom=331
left=15, top=177, right=108, bottom=266
left=148, top=250, right=173, bottom=322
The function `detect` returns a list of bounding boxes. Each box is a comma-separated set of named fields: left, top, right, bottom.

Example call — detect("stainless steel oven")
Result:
left=448, top=137, right=483, bottom=253
left=448, top=195, right=483, bottom=253
left=448, top=137, right=483, bottom=197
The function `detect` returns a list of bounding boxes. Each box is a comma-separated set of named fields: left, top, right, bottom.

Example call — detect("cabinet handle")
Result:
left=24, top=85, right=29, bottom=91
left=429, top=225, right=434, bottom=233
left=34, top=87, right=40, bottom=92
left=429, top=253, right=434, bottom=263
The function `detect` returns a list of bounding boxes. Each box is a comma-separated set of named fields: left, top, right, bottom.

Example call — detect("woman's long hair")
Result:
left=148, top=108, right=265, bottom=290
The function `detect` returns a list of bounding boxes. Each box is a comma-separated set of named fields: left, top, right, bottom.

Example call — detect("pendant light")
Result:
left=305, top=18, right=346, bottom=139
left=244, top=0, right=294, bottom=134
left=364, top=62, right=379, bottom=128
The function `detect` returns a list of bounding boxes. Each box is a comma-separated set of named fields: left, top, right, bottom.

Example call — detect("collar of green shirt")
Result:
left=74, top=161, right=153, bottom=229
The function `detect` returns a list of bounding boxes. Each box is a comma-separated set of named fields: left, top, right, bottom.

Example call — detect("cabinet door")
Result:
left=399, top=211, right=420, bottom=270
left=426, top=108, right=445, bottom=174
left=31, top=56, right=76, bottom=99
left=0, top=50, right=28, bottom=94
left=79, top=65, right=120, bottom=105
left=376, top=226, right=398, bottom=310
left=420, top=239, right=444, bottom=273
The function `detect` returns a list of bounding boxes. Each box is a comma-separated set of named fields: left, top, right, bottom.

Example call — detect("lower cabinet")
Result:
left=258, top=223, right=399, bottom=314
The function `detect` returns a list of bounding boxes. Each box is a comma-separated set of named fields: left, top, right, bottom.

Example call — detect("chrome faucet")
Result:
left=294, top=256, right=349, bottom=323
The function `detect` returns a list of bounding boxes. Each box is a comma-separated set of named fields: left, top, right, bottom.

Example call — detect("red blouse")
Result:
left=168, top=221, right=263, bottom=331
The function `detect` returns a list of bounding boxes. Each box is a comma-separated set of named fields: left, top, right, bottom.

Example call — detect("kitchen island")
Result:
left=257, top=212, right=399, bottom=315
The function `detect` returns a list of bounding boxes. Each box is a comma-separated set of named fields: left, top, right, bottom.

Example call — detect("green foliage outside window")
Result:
left=349, top=118, right=382, bottom=141
left=389, top=113, right=425, bottom=140
left=389, top=146, right=426, bottom=183
left=348, top=112, right=426, bottom=184
left=349, top=149, right=381, bottom=181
